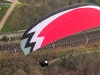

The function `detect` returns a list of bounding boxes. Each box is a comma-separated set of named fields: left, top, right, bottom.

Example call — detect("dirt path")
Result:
left=49, top=58, right=60, bottom=64
left=0, top=0, right=18, bottom=30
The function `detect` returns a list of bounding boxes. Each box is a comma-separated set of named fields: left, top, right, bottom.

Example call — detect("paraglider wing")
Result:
left=20, top=3, right=100, bottom=55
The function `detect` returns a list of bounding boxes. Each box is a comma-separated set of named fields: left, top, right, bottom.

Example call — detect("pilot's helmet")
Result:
left=45, top=61, right=48, bottom=64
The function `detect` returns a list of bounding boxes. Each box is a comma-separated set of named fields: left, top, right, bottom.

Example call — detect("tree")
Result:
left=1, top=67, right=12, bottom=75
left=14, top=70, right=27, bottom=75
left=48, top=0, right=68, bottom=10
left=11, top=0, right=37, bottom=30
left=88, top=0, right=96, bottom=3
left=2, top=35, right=8, bottom=42
left=36, top=2, right=51, bottom=17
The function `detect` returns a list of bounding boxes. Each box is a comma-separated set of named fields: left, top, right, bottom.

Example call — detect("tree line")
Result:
left=0, top=48, right=100, bottom=75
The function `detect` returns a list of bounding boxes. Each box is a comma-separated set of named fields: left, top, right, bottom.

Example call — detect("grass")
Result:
left=0, top=40, right=20, bottom=45
left=94, top=51, right=100, bottom=55
left=0, top=0, right=27, bottom=33
left=0, top=1, right=11, bottom=21
left=1, top=7, right=18, bottom=33
left=0, top=7, right=9, bottom=21
left=98, top=46, right=100, bottom=50
left=19, top=0, right=23, bottom=2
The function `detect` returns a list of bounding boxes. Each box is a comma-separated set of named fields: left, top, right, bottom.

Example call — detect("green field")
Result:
left=0, top=0, right=27, bottom=33
left=0, top=7, right=9, bottom=21
left=0, top=1, right=11, bottom=21
left=1, top=7, right=18, bottom=33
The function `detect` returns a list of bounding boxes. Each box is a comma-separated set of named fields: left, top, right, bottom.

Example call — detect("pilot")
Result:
left=38, top=60, right=49, bottom=69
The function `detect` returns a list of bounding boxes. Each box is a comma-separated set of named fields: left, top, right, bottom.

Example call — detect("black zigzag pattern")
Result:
left=21, top=32, right=36, bottom=52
